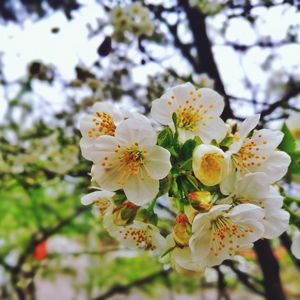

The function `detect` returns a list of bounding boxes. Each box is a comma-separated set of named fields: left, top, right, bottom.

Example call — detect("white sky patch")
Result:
left=0, top=1, right=300, bottom=122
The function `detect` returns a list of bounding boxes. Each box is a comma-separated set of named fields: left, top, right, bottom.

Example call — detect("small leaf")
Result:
left=181, top=139, right=196, bottom=161
left=157, top=127, right=173, bottom=148
left=279, top=123, right=296, bottom=153
left=289, top=151, right=300, bottom=174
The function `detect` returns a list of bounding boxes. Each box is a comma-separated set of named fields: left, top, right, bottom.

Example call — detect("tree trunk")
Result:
left=254, top=239, right=286, bottom=300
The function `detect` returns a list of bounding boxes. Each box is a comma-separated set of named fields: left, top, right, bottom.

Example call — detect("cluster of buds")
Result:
left=79, top=82, right=291, bottom=274
left=111, top=3, right=154, bottom=42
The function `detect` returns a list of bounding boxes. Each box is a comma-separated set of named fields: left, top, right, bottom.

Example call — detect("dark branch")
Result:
left=254, top=239, right=286, bottom=300
left=223, top=260, right=265, bottom=296
left=93, top=269, right=171, bottom=300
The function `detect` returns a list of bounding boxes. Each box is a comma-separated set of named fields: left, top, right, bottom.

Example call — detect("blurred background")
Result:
left=1, top=0, right=300, bottom=299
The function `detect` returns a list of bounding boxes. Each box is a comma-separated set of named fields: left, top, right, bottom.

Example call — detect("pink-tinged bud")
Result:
left=188, top=191, right=213, bottom=212
left=173, top=214, right=191, bottom=247
left=113, top=201, right=139, bottom=226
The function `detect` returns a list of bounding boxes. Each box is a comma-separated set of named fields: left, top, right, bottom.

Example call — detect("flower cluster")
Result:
left=80, top=82, right=291, bottom=274
left=111, top=3, right=154, bottom=42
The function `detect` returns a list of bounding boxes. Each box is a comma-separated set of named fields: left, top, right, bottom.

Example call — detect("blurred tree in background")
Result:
left=1, top=0, right=300, bottom=300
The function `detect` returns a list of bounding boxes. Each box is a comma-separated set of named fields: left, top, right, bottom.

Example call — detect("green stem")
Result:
left=147, top=196, right=158, bottom=212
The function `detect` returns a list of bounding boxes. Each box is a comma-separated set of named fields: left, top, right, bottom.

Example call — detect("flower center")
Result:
left=234, top=137, right=268, bottom=173
left=175, top=106, right=202, bottom=132
left=95, top=198, right=111, bottom=216
left=197, top=153, right=226, bottom=186
left=210, top=216, right=253, bottom=257
left=120, top=227, right=156, bottom=251
left=119, top=148, right=144, bottom=173
left=88, top=112, right=116, bottom=138
left=113, top=143, right=148, bottom=185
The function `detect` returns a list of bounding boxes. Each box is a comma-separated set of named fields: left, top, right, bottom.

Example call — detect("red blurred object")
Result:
left=34, top=240, right=47, bottom=260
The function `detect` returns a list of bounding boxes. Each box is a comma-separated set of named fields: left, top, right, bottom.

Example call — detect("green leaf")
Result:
left=279, top=123, right=296, bottom=153
left=181, top=139, right=196, bottom=161
left=289, top=151, right=300, bottom=174
left=157, top=127, right=173, bottom=148
left=220, top=136, right=234, bottom=148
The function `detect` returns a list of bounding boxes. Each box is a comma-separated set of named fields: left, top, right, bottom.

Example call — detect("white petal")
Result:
left=189, top=224, right=211, bottom=258
left=123, top=176, right=159, bottom=205
left=92, top=101, right=124, bottom=124
left=234, top=172, right=270, bottom=201
left=90, top=135, right=119, bottom=163
left=177, top=128, right=197, bottom=143
left=192, top=204, right=231, bottom=232
left=80, top=138, right=98, bottom=161
left=220, top=158, right=236, bottom=195
left=93, top=165, right=122, bottom=191
left=197, top=117, right=227, bottom=144
left=263, top=208, right=289, bottom=239
left=150, top=91, right=177, bottom=125
left=144, top=145, right=171, bottom=179
left=81, top=190, right=114, bottom=206
left=254, top=151, right=291, bottom=183
left=238, top=115, right=260, bottom=140
left=228, top=203, right=264, bottom=222
left=106, top=219, right=166, bottom=253
left=195, top=87, right=224, bottom=115
left=172, top=247, right=204, bottom=273
left=172, top=82, right=196, bottom=105
left=263, top=186, right=283, bottom=211
left=250, top=129, right=284, bottom=154
left=115, top=118, right=156, bottom=148
left=291, top=231, right=300, bottom=259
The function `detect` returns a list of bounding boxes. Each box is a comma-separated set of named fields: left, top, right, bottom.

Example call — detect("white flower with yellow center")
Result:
left=80, top=102, right=124, bottom=160
left=103, top=215, right=166, bottom=254
left=220, top=173, right=289, bottom=239
left=151, top=83, right=227, bottom=143
left=225, top=115, right=291, bottom=184
left=90, top=118, right=171, bottom=205
left=286, top=111, right=300, bottom=149
left=81, top=190, right=115, bottom=218
left=190, top=204, right=264, bottom=267
left=192, top=144, right=228, bottom=186
left=163, top=234, right=203, bottom=275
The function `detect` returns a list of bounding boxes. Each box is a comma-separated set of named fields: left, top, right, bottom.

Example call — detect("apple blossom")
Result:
left=220, top=172, right=289, bottom=239
left=89, top=118, right=171, bottom=205
left=226, top=115, right=291, bottom=183
left=79, top=83, right=293, bottom=274
left=190, top=204, right=264, bottom=267
left=79, top=101, right=125, bottom=160
left=151, top=82, right=227, bottom=143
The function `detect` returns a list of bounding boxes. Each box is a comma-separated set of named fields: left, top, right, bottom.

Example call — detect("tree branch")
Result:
left=223, top=260, right=265, bottom=296
left=93, top=269, right=171, bottom=300
left=254, top=239, right=286, bottom=300
left=177, top=0, right=235, bottom=120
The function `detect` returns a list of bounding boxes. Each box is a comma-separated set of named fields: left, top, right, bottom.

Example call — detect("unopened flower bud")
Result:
left=188, top=191, right=213, bottom=212
left=173, top=214, right=191, bottom=247
left=113, top=201, right=139, bottom=226
left=192, top=144, right=228, bottom=186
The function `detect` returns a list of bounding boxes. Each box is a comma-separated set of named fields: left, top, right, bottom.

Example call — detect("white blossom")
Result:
left=151, top=82, right=227, bottom=143
left=89, top=118, right=171, bottom=205
left=190, top=204, right=264, bottom=267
